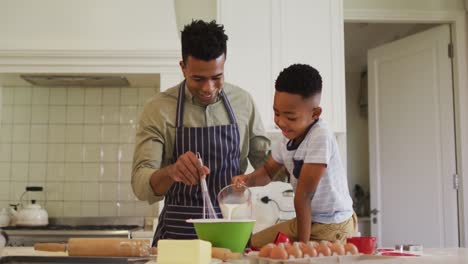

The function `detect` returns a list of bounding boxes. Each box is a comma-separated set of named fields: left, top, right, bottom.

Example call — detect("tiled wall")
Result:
left=0, top=85, right=159, bottom=217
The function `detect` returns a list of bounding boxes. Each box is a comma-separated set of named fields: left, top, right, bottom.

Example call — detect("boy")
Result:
left=232, top=64, right=356, bottom=247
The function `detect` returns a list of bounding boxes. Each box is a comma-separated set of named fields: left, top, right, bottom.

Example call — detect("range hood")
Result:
left=0, top=0, right=182, bottom=89
left=21, top=74, right=130, bottom=87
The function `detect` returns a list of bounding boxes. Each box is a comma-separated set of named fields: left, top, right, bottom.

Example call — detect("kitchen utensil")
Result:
left=197, top=152, right=218, bottom=219
left=381, top=252, right=419, bottom=256
left=403, top=244, right=423, bottom=252
left=0, top=256, right=152, bottom=264
left=16, top=199, right=48, bottom=226
left=346, top=236, right=376, bottom=254
left=16, top=186, right=49, bottom=226
left=217, top=183, right=252, bottom=220
left=0, top=208, right=11, bottom=227
left=0, top=231, right=7, bottom=255
left=186, top=218, right=255, bottom=253
left=34, top=238, right=152, bottom=257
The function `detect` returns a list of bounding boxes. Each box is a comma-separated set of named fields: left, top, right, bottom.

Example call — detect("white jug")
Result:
left=0, top=208, right=10, bottom=227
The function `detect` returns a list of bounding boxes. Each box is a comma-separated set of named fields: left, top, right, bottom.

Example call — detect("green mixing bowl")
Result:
left=186, top=219, right=255, bottom=253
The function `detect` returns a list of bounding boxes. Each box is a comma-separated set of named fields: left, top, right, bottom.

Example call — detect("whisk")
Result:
left=197, top=152, right=218, bottom=219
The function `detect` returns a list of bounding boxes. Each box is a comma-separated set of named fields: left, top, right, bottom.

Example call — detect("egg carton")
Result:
left=245, top=252, right=363, bottom=264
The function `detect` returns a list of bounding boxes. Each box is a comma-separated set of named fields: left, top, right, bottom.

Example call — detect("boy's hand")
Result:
left=232, top=175, right=250, bottom=189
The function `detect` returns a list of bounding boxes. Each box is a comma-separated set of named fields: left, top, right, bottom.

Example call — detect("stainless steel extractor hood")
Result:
left=21, top=74, right=130, bottom=87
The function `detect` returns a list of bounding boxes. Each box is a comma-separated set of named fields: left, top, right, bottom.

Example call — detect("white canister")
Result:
left=0, top=208, right=11, bottom=227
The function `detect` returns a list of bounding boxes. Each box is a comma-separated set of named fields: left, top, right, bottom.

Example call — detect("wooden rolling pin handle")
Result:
left=34, top=243, right=67, bottom=252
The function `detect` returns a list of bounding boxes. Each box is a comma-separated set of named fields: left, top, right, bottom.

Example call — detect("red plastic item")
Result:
left=248, top=246, right=259, bottom=252
left=381, top=252, right=419, bottom=256
left=377, top=248, right=394, bottom=252
left=274, top=232, right=291, bottom=245
left=346, top=237, right=376, bottom=254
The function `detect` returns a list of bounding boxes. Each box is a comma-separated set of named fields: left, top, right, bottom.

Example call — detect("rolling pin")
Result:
left=34, top=238, right=153, bottom=257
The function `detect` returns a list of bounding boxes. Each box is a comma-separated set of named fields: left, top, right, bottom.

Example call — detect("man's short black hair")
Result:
left=181, top=20, right=228, bottom=62
left=275, top=64, right=322, bottom=98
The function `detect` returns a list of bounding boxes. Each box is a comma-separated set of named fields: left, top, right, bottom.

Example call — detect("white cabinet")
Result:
left=218, top=0, right=346, bottom=132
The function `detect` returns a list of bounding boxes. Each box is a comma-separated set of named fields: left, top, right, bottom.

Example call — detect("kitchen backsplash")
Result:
left=0, top=85, right=159, bottom=217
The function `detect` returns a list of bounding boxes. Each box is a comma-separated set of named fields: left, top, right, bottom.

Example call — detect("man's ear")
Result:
left=179, top=60, right=186, bottom=77
left=312, top=106, right=322, bottom=120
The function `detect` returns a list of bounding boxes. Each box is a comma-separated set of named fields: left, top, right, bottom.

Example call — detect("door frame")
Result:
left=344, top=9, right=468, bottom=246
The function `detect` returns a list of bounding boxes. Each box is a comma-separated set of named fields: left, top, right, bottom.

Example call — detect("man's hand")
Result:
left=169, top=151, right=210, bottom=185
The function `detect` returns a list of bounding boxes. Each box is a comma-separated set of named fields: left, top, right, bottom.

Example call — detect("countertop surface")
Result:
left=2, top=247, right=468, bottom=263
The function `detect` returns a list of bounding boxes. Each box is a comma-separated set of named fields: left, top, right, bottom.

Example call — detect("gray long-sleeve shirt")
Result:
left=131, top=82, right=270, bottom=204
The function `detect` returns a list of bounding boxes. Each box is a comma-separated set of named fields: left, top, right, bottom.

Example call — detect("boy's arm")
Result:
left=232, top=156, right=282, bottom=187
left=295, top=163, right=326, bottom=243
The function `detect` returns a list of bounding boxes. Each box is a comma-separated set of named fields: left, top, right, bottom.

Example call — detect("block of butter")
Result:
left=157, top=239, right=212, bottom=264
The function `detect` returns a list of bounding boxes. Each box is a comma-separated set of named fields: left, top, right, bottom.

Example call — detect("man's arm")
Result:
left=246, top=95, right=271, bottom=169
left=131, top=98, right=174, bottom=204
left=133, top=136, right=208, bottom=202
left=295, top=163, right=326, bottom=243
left=132, top=126, right=167, bottom=204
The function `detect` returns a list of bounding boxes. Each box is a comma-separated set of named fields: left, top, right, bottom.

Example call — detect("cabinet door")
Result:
left=218, top=0, right=345, bottom=132
left=280, top=0, right=345, bottom=132
left=218, top=0, right=275, bottom=130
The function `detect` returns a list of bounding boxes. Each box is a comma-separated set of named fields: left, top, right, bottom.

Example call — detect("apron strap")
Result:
left=175, top=81, right=238, bottom=127
left=220, top=90, right=238, bottom=124
left=175, top=81, right=186, bottom=128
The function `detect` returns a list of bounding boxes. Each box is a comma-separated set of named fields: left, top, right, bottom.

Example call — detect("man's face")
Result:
left=273, top=91, right=321, bottom=140
left=180, top=54, right=225, bottom=106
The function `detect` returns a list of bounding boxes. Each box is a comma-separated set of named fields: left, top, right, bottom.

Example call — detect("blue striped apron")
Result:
left=153, top=81, right=241, bottom=245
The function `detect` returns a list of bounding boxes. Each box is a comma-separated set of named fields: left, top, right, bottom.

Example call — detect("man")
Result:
left=131, top=20, right=270, bottom=245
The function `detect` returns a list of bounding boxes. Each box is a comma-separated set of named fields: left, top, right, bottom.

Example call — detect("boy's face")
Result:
left=273, top=91, right=322, bottom=140
left=180, top=54, right=225, bottom=106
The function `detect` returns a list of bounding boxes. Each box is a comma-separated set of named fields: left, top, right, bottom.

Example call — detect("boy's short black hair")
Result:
left=181, top=20, right=228, bottom=62
left=275, top=64, right=322, bottom=98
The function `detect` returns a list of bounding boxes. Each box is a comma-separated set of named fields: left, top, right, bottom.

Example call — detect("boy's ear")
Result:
left=312, top=107, right=322, bottom=119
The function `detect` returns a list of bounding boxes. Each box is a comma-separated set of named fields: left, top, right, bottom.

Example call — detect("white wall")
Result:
left=0, top=85, right=159, bottom=218
left=344, top=0, right=465, bottom=11
left=345, top=72, right=369, bottom=193
left=174, top=0, right=217, bottom=34
left=0, top=0, right=179, bottom=51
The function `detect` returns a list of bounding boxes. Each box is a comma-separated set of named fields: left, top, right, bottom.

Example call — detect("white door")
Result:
left=368, top=24, right=458, bottom=248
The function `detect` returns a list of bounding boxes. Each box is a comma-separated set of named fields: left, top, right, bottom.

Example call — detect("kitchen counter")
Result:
left=0, top=247, right=155, bottom=264
left=2, top=247, right=468, bottom=263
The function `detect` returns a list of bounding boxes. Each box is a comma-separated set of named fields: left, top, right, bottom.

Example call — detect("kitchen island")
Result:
left=2, top=246, right=468, bottom=263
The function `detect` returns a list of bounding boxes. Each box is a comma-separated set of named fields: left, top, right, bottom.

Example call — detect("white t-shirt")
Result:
left=271, top=119, right=353, bottom=224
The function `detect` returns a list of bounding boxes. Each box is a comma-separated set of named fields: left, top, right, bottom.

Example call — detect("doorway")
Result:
left=344, top=22, right=459, bottom=247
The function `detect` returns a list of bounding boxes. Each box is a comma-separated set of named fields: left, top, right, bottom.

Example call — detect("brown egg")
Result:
left=329, top=242, right=345, bottom=256
left=344, top=243, right=359, bottom=255
left=270, top=243, right=288, bottom=260
left=258, top=243, right=275, bottom=258
left=285, top=242, right=303, bottom=258
left=320, top=240, right=332, bottom=247
left=308, top=241, right=320, bottom=249
left=301, top=243, right=317, bottom=257
left=297, top=242, right=307, bottom=250
left=317, top=244, right=331, bottom=257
